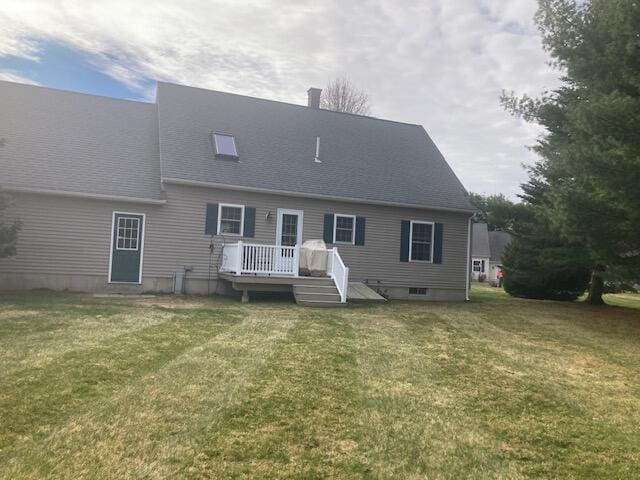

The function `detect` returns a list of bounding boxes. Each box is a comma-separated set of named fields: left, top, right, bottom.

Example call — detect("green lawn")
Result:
left=1, top=287, right=639, bottom=479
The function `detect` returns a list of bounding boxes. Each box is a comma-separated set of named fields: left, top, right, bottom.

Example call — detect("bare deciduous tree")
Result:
left=320, top=77, right=371, bottom=115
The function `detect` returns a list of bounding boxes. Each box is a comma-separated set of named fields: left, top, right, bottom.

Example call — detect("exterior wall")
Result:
left=0, top=184, right=471, bottom=300
left=471, top=256, right=490, bottom=281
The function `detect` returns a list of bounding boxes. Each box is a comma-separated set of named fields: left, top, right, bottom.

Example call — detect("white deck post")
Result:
left=293, top=244, right=300, bottom=277
left=342, top=266, right=349, bottom=303
left=236, top=240, right=243, bottom=274
left=332, top=248, right=336, bottom=278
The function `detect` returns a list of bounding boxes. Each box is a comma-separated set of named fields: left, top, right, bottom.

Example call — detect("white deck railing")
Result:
left=221, top=241, right=300, bottom=276
left=221, top=242, right=349, bottom=303
left=326, top=248, right=349, bottom=303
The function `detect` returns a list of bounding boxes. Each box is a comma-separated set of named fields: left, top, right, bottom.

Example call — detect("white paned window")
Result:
left=473, top=260, right=485, bottom=273
left=334, top=214, right=355, bottom=244
left=410, top=221, right=434, bottom=262
left=218, top=204, right=244, bottom=235
left=116, top=217, right=140, bottom=250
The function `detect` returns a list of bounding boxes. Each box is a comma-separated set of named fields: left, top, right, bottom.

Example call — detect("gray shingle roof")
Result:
left=471, top=222, right=490, bottom=257
left=0, top=81, right=162, bottom=200
left=0, top=80, right=473, bottom=211
left=157, top=82, right=473, bottom=211
left=489, top=230, right=512, bottom=263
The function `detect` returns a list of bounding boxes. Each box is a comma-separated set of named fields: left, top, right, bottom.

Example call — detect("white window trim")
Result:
left=217, top=203, right=245, bottom=236
left=333, top=213, right=356, bottom=244
left=409, top=220, right=434, bottom=263
left=115, top=216, right=140, bottom=251
left=213, top=133, right=238, bottom=157
left=108, top=211, right=146, bottom=285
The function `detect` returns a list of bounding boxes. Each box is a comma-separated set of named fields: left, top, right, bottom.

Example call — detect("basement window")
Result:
left=213, top=133, right=238, bottom=158
left=409, top=287, right=427, bottom=296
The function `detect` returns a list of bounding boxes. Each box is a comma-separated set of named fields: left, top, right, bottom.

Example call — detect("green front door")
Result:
left=109, top=213, right=144, bottom=283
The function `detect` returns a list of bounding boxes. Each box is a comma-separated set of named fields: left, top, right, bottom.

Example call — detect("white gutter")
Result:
left=1, top=185, right=167, bottom=205
left=162, top=177, right=476, bottom=214
left=465, top=215, right=473, bottom=301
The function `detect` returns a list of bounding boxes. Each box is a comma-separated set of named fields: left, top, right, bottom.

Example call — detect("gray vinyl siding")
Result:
left=0, top=193, right=161, bottom=277
left=0, top=184, right=470, bottom=291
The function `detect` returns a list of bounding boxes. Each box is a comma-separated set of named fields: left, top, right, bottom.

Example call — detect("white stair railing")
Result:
left=326, top=248, right=349, bottom=303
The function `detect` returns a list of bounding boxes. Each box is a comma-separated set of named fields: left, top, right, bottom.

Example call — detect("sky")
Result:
left=0, top=0, right=560, bottom=199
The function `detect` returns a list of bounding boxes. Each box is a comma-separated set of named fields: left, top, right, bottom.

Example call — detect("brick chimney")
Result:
left=307, top=87, right=322, bottom=109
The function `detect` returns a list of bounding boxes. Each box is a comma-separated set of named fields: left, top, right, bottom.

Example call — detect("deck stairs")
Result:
left=293, top=277, right=346, bottom=307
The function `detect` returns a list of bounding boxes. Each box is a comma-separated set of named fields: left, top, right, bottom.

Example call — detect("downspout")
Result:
left=465, top=215, right=473, bottom=301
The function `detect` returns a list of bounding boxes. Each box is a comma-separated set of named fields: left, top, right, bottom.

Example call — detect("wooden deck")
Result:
left=218, top=273, right=386, bottom=305
left=218, top=272, right=331, bottom=286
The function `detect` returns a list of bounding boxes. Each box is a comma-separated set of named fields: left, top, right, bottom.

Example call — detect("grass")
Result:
left=0, top=287, right=639, bottom=479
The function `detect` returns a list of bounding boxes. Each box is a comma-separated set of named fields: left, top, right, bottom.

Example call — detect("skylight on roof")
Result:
left=213, top=133, right=238, bottom=158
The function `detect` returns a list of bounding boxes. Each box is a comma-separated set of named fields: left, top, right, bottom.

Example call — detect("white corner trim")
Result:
left=408, top=220, right=435, bottom=263
left=108, top=211, right=146, bottom=284
left=1, top=185, right=167, bottom=205
left=161, top=177, right=475, bottom=214
left=465, top=215, right=473, bottom=301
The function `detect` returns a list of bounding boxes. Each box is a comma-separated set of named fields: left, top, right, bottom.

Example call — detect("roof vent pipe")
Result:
left=314, top=136, right=321, bottom=163
left=307, top=87, right=322, bottom=109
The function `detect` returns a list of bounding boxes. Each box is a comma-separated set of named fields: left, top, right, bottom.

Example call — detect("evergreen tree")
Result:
left=502, top=186, right=591, bottom=301
left=502, top=0, right=640, bottom=304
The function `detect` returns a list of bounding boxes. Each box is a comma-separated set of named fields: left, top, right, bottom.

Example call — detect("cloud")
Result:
left=0, top=0, right=560, bottom=198
left=0, top=69, right=40, bottom=85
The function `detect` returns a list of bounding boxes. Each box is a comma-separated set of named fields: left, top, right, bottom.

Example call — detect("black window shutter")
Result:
left=400, top=220, right=410, bottom=262
left=355, top=216, right=366, bottom=246
left=323, top=214, right=334, bottom=244
left=433, top=222, right=443, bottom=264
left=244, top=207, right=256, bottom=237
left=205, top=203, right=218, bottom=235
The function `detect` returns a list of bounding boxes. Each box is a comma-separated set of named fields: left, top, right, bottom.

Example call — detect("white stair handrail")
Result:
left=327, top=248, right=349, bottom=303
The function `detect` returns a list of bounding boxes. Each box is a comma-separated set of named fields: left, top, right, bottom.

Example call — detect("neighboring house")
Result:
left=471, top=222, right=512, bottom=282
left=0, top=80, right=475, bottom=304
left=471, top=223, right=491, bottom=281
